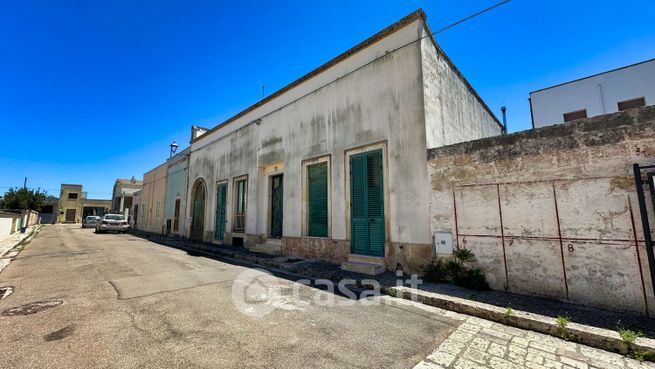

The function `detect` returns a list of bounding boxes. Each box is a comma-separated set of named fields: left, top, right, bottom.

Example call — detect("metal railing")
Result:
left=233, top=213, right=245, bottom=233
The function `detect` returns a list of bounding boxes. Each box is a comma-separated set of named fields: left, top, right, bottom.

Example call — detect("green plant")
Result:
left=423, top=249, right=490, bottom=291
left=422, top=259, right=448, bottom=283
left=556, top=316, right=572, bottom=340
left=453, top=267, right=490, bottom=290
left=453, top=248, right=475, bottom=262
left=444, top=259, right=463, bottom=278
left=619, top=329, right=645, bottom=362
left=0, top=187, right=48, bottom=211
left=504, top=306, right=514, bottom=322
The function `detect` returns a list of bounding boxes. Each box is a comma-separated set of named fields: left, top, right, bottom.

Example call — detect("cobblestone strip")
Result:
left=412, top=313, right=653, bottom=369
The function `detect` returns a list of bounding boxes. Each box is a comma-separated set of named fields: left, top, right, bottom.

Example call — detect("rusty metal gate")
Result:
left=633, top=163, right=655, bottom=302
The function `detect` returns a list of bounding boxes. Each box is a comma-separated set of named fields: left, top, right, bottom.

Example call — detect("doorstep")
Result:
left=249, top=243, right=282, bottom=256
left=341, top=261, right=385, bottom=275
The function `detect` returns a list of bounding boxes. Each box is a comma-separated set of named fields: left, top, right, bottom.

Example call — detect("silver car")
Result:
left=95, top=214, right=129, bottom=234
left=82, top=215, right=101, bottom=228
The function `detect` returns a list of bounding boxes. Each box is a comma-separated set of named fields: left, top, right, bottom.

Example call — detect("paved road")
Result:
left=1, top=225, right=651, bottom=369
left=0, top=225, right=456, bottom=369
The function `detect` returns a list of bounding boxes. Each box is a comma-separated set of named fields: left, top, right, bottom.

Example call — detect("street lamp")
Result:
left=169, top=141, right=179, bottom=158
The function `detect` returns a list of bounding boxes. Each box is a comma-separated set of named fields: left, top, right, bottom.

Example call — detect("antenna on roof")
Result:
left=262, top=85, right=265, bottom=100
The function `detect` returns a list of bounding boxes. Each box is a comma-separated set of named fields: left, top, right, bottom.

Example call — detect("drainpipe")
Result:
left=598, top=84, right=606, bottom=114
left=500, top=106, right=508, bottom=134
left=528, top=97, right=536, bottom=129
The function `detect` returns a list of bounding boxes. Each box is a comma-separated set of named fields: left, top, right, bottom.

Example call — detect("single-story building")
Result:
left=184, top=9, right=502, bottom=274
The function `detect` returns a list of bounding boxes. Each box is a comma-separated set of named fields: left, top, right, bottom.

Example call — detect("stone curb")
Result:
left=0, top=226, right=38, bottom=258
left=0, top=225, right=45, bottom=274
left=130, top=230, right=655, bottom=361
left=388, top=286, right=655, bottom=362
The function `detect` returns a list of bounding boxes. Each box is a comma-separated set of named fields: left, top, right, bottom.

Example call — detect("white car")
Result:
left=82, top=215, right=101, bottom=228
left=95, top=214, right=129, bottom=234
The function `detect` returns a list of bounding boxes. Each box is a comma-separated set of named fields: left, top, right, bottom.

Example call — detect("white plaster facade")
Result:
left=185, top=10, right=502, bottom=272
left=530, top=58, right=655, bottom=128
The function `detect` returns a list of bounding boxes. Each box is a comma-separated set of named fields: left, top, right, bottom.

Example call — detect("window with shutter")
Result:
left=307, top=163, right=328, bottom=237
left=233, top=178, right=247, bottom=233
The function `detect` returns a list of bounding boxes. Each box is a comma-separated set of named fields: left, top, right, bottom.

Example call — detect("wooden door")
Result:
left=349, top=149, right=384, bottom=256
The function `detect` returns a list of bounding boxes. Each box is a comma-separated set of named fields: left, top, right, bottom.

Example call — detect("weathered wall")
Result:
left=420, top=27, right=502, bottom=149
left=164, top=150, right=189, bottom=236
left=186, top=12, right=501, bottom=272
left=187, top=17, right=432, bottom=269
left=428, top=106, right=655, bottom=314
left=141, top=163, right=168, bottom=234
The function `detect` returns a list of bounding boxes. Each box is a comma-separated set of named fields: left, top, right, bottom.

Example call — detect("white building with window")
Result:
left=185, top=9, right=502, bottom=274
left=529, top=58, right=655, bottom=128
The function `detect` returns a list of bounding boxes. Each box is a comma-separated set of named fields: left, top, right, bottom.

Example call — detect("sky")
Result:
left=1, top=0, right=654, bottom=199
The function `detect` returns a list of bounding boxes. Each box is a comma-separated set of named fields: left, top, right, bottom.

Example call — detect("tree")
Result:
left=0, top=188, right=48, bottom=211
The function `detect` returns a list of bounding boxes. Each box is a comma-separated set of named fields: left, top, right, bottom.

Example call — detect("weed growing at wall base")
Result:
left=421, top=248, right=489, bottom=290
left=556, top=315, right=572, bottom=341
left=619, top=328, right=645, bottom=362
left=504, top=306, right=513, bottom=323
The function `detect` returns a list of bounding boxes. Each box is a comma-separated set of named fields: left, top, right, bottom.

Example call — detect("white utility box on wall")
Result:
left=433, top=231, right=453, bottom=255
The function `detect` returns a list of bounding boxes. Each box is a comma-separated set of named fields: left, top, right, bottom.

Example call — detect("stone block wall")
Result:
left=427, top=106, right=655, bottom=314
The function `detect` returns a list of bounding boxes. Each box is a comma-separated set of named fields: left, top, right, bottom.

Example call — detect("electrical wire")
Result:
left=192, top=0, right=513, bottom=152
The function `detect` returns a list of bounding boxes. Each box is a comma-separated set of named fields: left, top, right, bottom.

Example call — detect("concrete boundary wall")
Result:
left=428, top=106, right=655, bottom=314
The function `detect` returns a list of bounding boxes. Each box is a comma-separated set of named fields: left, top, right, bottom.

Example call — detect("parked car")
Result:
left=82, top=215, right=101, bottom=228
left=95, top=214, right=129, bottom=234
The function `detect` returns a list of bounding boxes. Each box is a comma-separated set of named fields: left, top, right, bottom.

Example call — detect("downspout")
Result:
left=528, top=97, right=536, bottom=129
left=598, top=84, right=606, bottom=114
left=183, top=150, right=191, bottom=239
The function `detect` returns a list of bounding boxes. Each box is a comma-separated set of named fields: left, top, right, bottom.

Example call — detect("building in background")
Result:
left=112, top=178, right=143, bottom=220
left=57, top=184, right=111, bottom=223
left=38, top=196, right=60, bottom=224
left=139, top=163, right=168, bottom=234
left=529, top=58, right=655, bottom=128
left=164, top=148, right=189, bottom=236
left=131, top=190, right=143, bottom=230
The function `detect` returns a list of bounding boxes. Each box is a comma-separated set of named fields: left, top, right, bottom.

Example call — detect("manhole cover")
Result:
left=0, top=286, right=13, bottom=300
left=1, top=300, right=63, bottom=316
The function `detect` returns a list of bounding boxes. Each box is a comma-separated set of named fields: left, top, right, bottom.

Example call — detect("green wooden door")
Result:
left=270, top=175, right=283, bottom=238
left=214, top=182, right=227, bottom=240
left=349, top=149, right=385, bottom=256
left=191, top=183, right=205, bottom=241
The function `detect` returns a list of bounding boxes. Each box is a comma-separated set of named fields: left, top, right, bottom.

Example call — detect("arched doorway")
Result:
left=190, top=180, right=206, bottom=241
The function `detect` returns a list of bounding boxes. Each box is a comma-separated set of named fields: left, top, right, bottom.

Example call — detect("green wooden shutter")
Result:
left=215, top=183, right=227, bottom=240
left=308, top=163, right=328, bottom=237
left=366, top=150, right=385, bottom=256
left=350, top=153, right=369, bottom=255
left=191, top=184, right=205, bottom=241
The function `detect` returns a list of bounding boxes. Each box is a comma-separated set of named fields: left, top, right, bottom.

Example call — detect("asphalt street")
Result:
left=0, top=225, right=457, bottom=369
